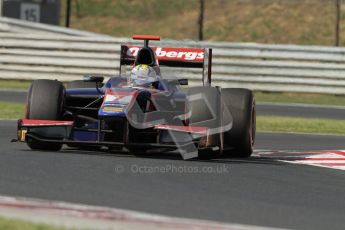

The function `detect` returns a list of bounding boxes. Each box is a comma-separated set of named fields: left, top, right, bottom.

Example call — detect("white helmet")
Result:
left=130, top=64, right=158, bottom=85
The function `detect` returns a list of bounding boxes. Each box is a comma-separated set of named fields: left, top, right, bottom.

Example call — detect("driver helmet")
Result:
left=129, top=64, right=158, bottom=85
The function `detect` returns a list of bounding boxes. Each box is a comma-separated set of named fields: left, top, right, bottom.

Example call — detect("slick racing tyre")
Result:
left=221, top=88, right=256, bottom=158
left=26, top=80, right=65, bottom=151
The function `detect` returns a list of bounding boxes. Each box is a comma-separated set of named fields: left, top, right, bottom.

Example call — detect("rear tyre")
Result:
left=222, top=88, right=256, bottom=157
left=26, top=80, right=65, bottom=151
left=188, top=87, right=223, bottom=159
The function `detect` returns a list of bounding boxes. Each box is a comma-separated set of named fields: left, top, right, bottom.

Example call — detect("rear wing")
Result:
left=120, top=44, right=213, bottom=86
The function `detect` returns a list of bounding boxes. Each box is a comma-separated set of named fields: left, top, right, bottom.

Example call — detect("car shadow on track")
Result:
left=52, top=147, right=287, bottom=166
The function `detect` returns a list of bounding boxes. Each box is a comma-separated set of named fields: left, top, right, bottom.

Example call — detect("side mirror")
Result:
left=83, top=75, right=104, bottom=83
left=178, top=79, right=188, bottom=86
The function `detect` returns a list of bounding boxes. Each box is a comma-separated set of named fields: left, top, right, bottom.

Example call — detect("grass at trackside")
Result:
left=0, top=217, right=68, bottom=230
left=255, top=92, right=345, bottom=106
left=61, top=0, right=343, bottom=46
left=0, top=80, right=31, bottom=91
left=0, top=102, right=25, bottom=120
left=257, top=116, right=345, bottom=135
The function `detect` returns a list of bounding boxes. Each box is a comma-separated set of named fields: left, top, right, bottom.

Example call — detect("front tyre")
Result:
left=26, top=80, right=65, bottom=151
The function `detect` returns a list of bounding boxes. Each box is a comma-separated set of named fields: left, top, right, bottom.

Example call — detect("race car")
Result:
left=15, top=35, right=256, bottom=159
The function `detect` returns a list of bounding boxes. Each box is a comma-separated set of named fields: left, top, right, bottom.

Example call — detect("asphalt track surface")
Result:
left=1, top=120, right=345, bottom=230
left=1, top=90, right=345, bottom=119
left=257, top=102, right=345, bottom=120
left=0, top=90, right=26, bottom=103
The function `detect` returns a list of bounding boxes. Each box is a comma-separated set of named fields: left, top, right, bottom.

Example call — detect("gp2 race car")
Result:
left=15, top=35, right=256, bottom=159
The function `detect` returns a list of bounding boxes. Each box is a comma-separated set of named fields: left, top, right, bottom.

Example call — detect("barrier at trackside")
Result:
left=1, top=16, right=345, bottom=95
